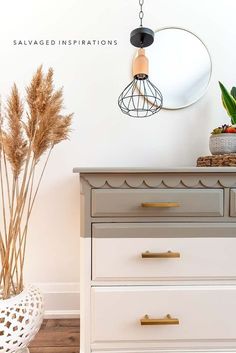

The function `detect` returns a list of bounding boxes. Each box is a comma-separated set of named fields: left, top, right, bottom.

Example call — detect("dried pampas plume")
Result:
left=3, top=84, right=28, bottom=177
left=0, top=66, right=73, bottom=299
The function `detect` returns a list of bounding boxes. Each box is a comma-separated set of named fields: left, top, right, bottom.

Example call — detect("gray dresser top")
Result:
left=73, top=167, right=236, bottom=174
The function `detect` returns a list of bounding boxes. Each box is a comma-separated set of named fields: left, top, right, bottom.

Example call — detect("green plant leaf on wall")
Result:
left=231, top=87, right=236, bottom=100
left=219, top=82, right=236, bottom=124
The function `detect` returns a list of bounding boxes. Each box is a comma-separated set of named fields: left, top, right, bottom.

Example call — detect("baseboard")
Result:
left=34, top=282, right=80, bottom=319
left=44, top=310, right=80, bottom=319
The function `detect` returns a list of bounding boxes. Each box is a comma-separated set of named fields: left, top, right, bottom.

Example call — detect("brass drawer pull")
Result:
left=140, top=314, right=179, bottom=326
left=141, top=250, right=180, bottom=258
left=141, top=202, right=180, bottom=208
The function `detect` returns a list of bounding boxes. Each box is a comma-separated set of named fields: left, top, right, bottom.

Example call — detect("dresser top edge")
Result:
left=73, top=167, right=236, bottom=174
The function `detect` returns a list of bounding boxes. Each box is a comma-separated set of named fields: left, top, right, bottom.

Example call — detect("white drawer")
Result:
left=92, top=223, right=236, bottom=281
left=91, top=189, right=224, bottom=217
left=91, top=286, right=236, bottom=343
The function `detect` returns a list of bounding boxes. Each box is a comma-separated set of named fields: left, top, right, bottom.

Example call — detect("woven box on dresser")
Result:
left=74, top=167, right=236, bottom=353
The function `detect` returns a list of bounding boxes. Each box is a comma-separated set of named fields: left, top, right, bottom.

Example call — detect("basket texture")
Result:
left=0, top=285, right=44, bottom=353
left=197, top=153, right=236, bottom=167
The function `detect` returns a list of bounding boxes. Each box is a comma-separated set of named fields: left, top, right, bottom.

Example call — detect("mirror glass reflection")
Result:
left=142, top=27, right=212, bottom=109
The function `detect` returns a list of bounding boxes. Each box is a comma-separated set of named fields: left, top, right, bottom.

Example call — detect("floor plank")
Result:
left=44, top=319, right=80, bottom=329
left=30, top=348, right=79, bottom=353
left=29, top=319, right=80, bottom=352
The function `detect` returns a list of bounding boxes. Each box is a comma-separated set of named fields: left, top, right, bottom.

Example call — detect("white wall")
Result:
left=0, top=0, right=235, bottom=315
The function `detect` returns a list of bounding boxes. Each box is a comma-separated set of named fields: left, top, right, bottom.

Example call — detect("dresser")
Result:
left=74, top=167, right=236, bottom=353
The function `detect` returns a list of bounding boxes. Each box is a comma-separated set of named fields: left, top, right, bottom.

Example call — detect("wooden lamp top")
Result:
left=132, top=48, right=149, bottom=79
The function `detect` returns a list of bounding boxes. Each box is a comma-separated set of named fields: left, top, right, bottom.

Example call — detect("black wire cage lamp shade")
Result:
left=118, top=0, right=163, bottom=118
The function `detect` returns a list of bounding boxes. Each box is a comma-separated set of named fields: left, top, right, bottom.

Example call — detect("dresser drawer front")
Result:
left=230, top=189, right=236, bottom=216
left=91, top=286, right=236, bottom=343
left=92, top=223, right=236, bottom=281
left=91, top=189, right=224, bottom=217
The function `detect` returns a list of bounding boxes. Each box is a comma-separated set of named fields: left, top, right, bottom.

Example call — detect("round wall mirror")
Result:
left=142, top=27, right=212, bottom=110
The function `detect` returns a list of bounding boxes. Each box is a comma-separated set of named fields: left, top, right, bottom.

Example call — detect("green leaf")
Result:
left=231, top=87, right=236, bottom=100
left=219, top=81, right=236, bottom=124
left=231, top=115, right=236, bottom=125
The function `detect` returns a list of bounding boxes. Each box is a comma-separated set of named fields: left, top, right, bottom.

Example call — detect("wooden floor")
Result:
left=29, top=319, right=80, bottom=353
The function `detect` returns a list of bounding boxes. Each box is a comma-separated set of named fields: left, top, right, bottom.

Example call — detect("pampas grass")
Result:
left=0, top=66, right=72, bottom=299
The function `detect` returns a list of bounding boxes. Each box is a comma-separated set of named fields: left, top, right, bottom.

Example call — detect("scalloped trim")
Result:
left=81, top=173, right=236, bottom=188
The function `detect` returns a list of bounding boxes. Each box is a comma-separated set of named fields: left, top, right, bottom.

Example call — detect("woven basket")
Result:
left=0, top=285, right=44, bottom=353
left=197, top=153, right=236, bottom=167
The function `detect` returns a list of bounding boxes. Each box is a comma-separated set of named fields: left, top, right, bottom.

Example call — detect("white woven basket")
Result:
left=0, top=285, right=44, bottom=353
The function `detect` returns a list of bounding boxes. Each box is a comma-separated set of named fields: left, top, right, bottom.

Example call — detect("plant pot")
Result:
left=209, top=133, right=236, bottom=155
left=0, top=285, right=44, bottom=353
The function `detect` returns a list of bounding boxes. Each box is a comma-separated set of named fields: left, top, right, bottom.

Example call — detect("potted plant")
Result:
left=0, top=66, right=72, bottom=353
left=209, top=82, right=236, bottom=155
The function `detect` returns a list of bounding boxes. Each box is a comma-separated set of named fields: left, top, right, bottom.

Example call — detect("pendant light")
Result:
left=118, top=0, right=163, bottom=118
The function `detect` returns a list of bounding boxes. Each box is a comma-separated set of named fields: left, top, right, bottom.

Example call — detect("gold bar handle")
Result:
left=140, top=314, right=179, bottom=326
left=141, top=202, right=180, bottom=208
left=142, top=250, right=180, bottom=258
